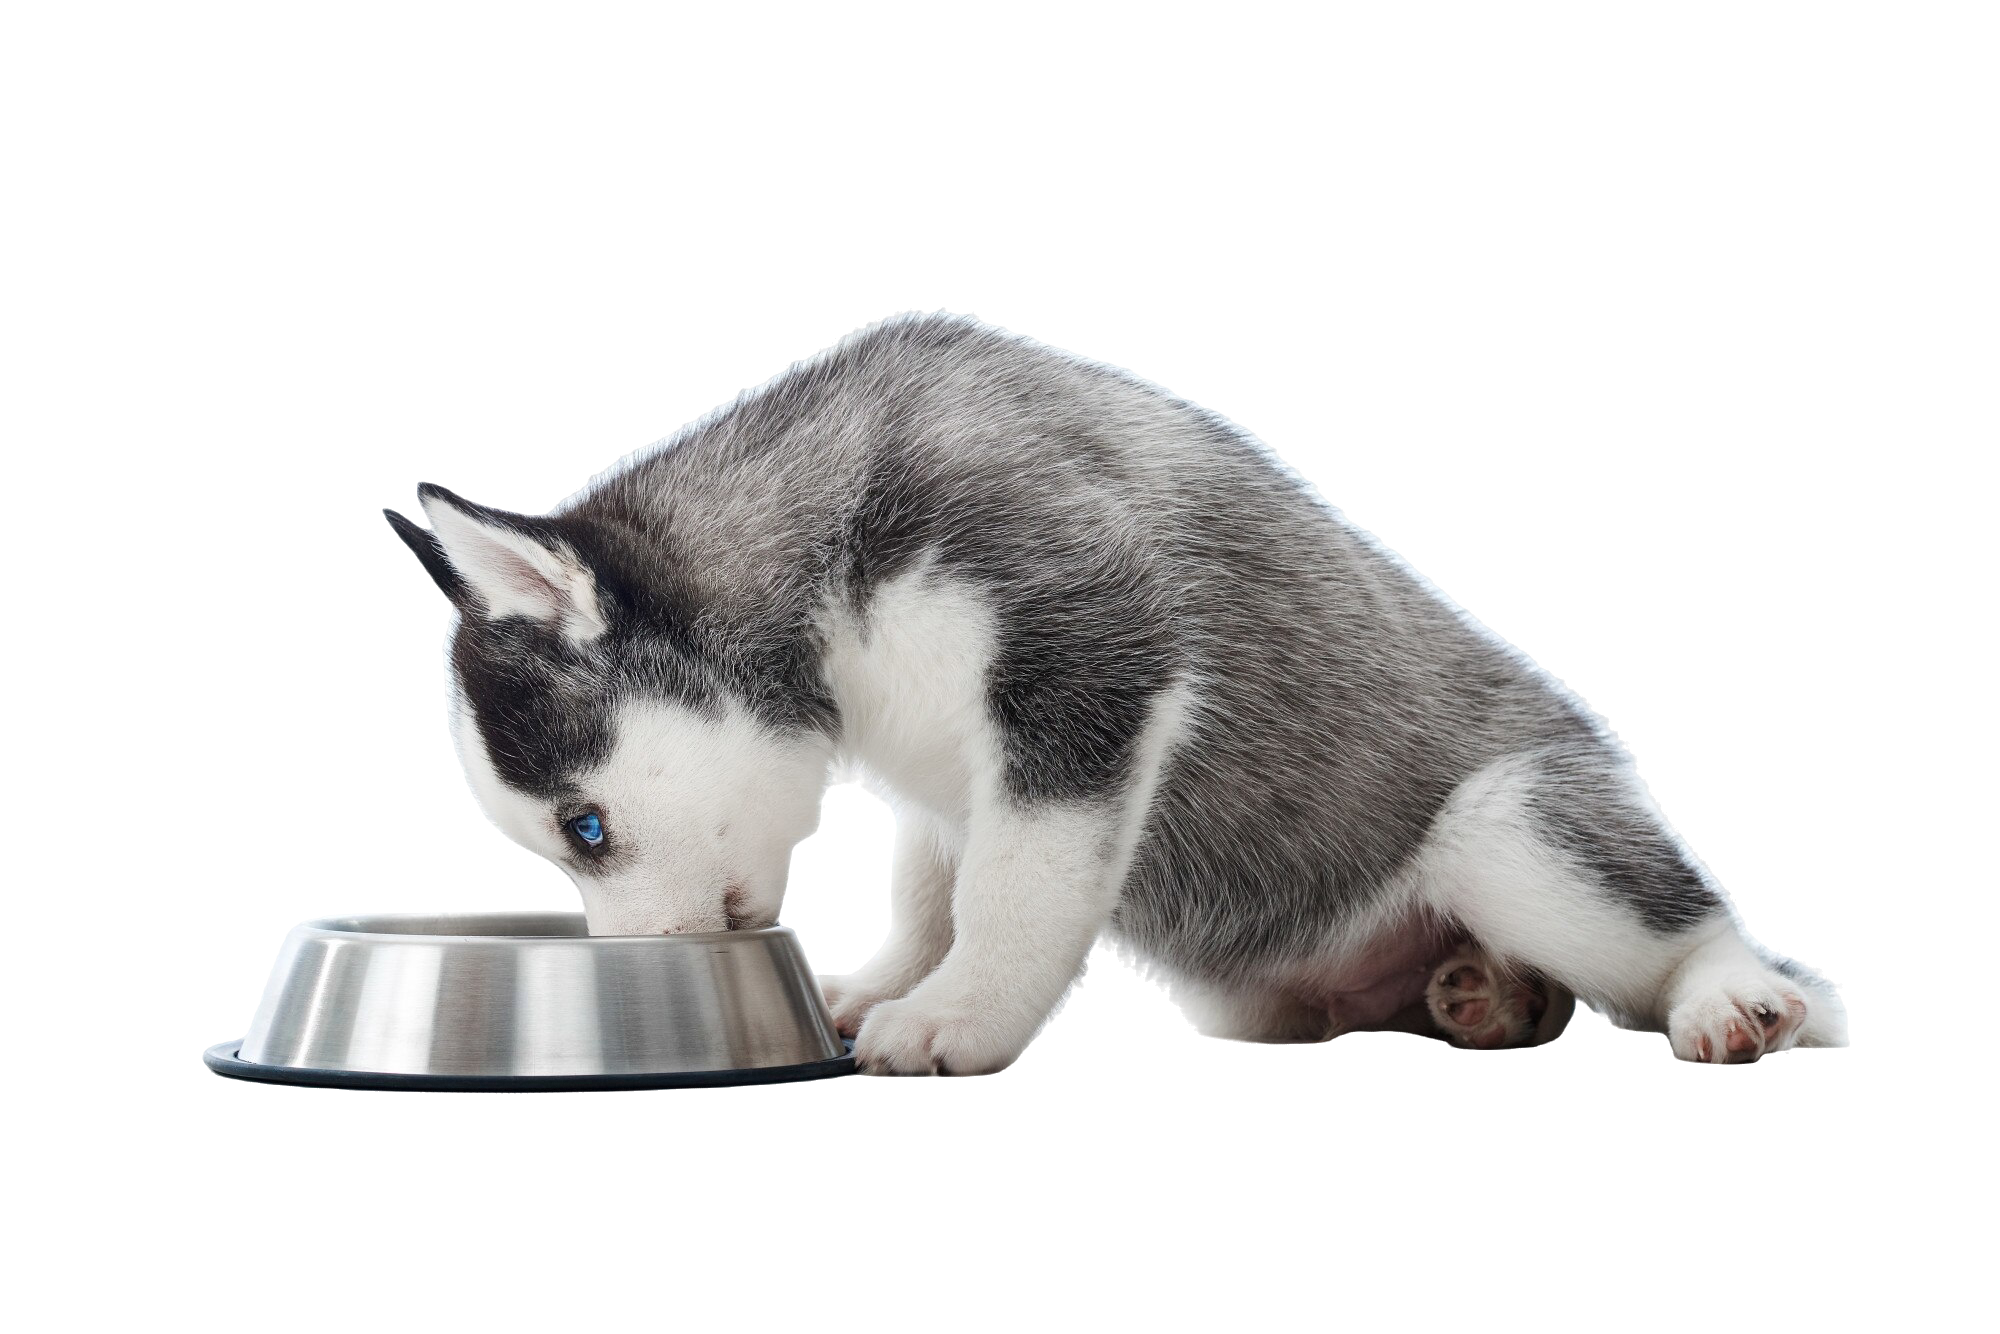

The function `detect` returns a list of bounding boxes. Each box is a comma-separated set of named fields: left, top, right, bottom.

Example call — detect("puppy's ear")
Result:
left=401, top=484, right=611, bottom=642
left=382, top=504, right=464, bottom=604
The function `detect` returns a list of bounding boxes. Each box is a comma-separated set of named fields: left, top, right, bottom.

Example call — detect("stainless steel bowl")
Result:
left=205, top=913, right=852, bottom=1090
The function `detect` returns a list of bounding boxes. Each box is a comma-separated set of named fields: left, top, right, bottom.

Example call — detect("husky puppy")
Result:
left=387, top=314, right=1845, bottom=1073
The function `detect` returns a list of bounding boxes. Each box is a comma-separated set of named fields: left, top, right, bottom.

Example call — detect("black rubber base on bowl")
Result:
left=204, top=1040, right=855, bottom=1092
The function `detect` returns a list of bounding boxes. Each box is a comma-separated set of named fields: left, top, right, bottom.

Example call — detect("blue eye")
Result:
left=568, top=813, right=604, bottom=847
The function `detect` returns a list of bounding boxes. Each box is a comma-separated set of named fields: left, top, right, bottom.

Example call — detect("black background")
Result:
left=172, top=274, right=1872, bottom=1152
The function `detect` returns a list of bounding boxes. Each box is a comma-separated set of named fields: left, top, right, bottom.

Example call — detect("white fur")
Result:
left=579, top=697, right=831, bottom=933
left=857, top=801, right=1127, bottom=1074
left=417, top=313, right=1845, bottom=1069
left=1154, top=754, right=1841, bottom=1060
left=456, top=542, right=1838, bottom=1065
left=819, top=554, right=998, bottom=826
left=815, top=558, right=1196, bottom=1073
left=818, top=812, right=960, bottom=1037
left=455, top=695, right=830, bottom=934
left=1663, top=927, right=1846, bottom=1060
left=423, top=493, right=608, bottom=641
left=1400, top=755, right=1844, bottom=1060
left=1399, top=755, right=1689, bottom=1017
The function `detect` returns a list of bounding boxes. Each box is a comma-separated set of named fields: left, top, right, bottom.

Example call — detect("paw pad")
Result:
left=1426, top=952, right=1546, bottom=1050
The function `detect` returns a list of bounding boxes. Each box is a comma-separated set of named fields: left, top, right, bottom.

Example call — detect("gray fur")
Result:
left=469, top=313, right=1725, bottom=988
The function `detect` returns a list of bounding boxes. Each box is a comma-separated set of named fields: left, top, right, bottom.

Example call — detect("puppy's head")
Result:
left=385, top=486, right=830, bottom=934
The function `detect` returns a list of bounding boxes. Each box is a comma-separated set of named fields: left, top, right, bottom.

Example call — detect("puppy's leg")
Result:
left=850, top=657, right=1188, bottom=1074
left=1413, top=752, right=1844, bottom=1063
left=1660, top=926, right=1846, bottom=1062
left=819, top=814, right=958, bottom=1038
left=855, top=801, right=1126, bottom=1074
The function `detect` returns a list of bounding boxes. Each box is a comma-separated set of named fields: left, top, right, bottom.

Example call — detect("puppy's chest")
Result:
left=819, top=563, right=1004, bottom=820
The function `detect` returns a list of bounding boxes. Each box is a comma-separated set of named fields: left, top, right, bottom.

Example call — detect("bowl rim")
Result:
left=204, top=1037, right=855, bottom=1092
left=294, top=912, right=798, bottom=947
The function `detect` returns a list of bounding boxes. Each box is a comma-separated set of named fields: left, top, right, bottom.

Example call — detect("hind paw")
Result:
left=1426, top=952, right=1551, bottom=1049
left=1668, top=984, right=1808, bottom=1064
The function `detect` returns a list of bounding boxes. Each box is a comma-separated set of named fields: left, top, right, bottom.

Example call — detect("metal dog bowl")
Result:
left=205, top=912, right=853, bottom=1091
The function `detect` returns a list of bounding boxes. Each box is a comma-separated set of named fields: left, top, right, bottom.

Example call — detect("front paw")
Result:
left=853, top=996, right=1028, bottom=1076
left=818, top=973, right=909, bottom=1039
